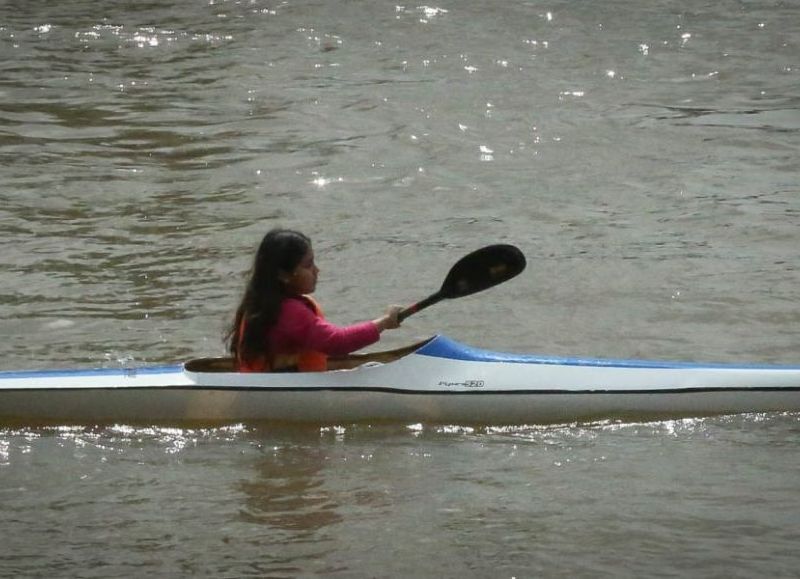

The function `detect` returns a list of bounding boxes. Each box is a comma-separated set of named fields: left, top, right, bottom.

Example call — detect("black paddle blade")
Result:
left=439, top=244, right=526, bottom=299
left=397, top=243, right=526, bottom=322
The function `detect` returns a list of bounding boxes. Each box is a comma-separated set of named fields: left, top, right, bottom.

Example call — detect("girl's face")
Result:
left=283, top=247, right=318, bottom=295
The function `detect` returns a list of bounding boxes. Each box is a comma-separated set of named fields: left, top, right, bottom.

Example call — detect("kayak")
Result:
left=1, top=335, right=800, bottom=426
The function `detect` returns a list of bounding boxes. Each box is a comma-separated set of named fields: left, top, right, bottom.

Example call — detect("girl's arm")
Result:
left=275, top=299, right=401, bottom=356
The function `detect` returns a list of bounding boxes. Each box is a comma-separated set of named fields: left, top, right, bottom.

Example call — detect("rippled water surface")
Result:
left=1, top=0, right=799, bottom=576
left=3, top=417, right=800, bottom=577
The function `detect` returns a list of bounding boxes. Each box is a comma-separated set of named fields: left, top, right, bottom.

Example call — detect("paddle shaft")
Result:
left=398, top=292, right=443, bottom=323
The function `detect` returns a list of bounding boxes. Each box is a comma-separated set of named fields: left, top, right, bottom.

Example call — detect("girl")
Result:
left=227, top=229, right=402, bottom=372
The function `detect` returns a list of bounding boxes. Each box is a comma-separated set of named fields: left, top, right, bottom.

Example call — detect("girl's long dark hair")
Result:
left=226, top=229, right=311, bottom=363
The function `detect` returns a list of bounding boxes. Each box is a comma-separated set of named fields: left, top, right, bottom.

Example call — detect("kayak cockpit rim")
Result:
left=182, top=336, right=437, bottom=374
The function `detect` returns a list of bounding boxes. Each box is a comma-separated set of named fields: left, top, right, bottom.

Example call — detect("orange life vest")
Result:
left=237, top=295, right=328, bottom=373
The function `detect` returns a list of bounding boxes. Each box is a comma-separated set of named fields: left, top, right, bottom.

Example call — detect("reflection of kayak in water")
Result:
left=2, top=334, right=800, bottom=426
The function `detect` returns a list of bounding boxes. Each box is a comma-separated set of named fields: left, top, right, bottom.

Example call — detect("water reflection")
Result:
left=238, top=439, right=343, bottom=534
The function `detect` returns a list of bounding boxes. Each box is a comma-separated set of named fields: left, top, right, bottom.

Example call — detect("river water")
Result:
left=1, top=0, right=799, bottom=576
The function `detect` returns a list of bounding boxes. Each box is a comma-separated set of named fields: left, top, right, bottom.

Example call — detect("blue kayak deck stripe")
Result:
left=2, top=335, right=800, bottom=379
left=416, top=336, right=800, bottom=370
left=0, top=365, right=183, bottom=380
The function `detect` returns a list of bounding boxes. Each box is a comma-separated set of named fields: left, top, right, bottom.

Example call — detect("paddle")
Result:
left=398, top=244, right=526, bottom=322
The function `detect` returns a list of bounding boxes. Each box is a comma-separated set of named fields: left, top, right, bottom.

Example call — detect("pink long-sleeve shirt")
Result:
left=268, top=296, right=380, bottom=357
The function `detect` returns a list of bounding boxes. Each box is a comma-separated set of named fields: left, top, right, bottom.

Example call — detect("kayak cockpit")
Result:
left=182, top=336, right=436, bottom=374
left=183, top=357, right=237, bottom=373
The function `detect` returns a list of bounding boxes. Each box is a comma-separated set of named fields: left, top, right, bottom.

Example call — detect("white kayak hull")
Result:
left=1, top=335, right=799, bottom=426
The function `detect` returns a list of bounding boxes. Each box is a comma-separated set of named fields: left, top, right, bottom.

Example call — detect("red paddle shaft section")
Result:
left=398, top=293, right=443, bottom=323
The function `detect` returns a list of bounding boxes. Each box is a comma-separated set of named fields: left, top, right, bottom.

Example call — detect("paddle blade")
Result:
left=439, top=244, right=526, bottom=299
left=397, top=244, right=526, bottom=322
